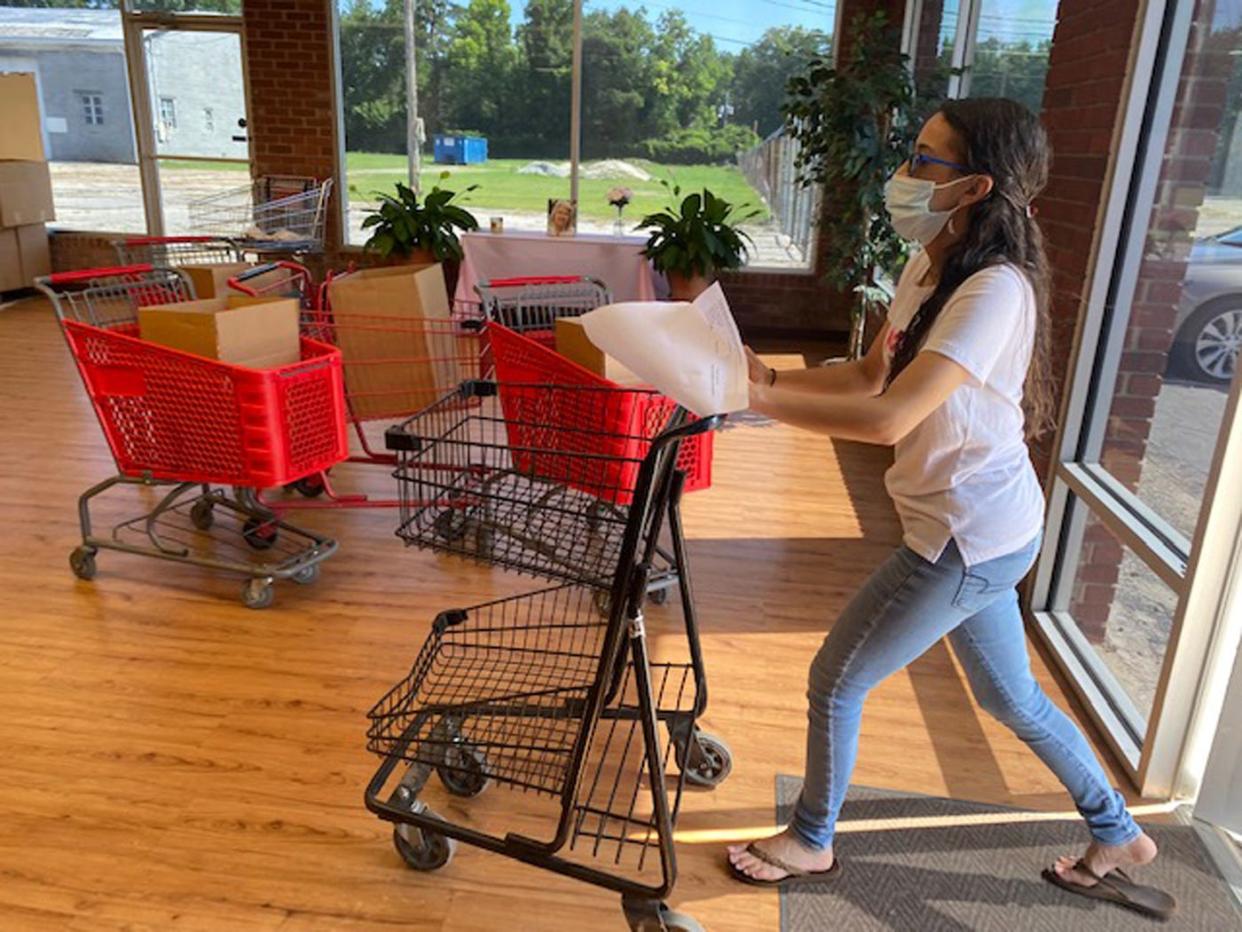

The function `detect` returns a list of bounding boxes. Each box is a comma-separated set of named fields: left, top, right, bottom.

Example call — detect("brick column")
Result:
left=243, top=0, right=342, bottom=260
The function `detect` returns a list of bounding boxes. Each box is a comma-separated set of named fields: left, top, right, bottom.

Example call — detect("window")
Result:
left=903, top=0, right=1057, bottom=113
left=159, top=96, right=177, bottom=130
left=203, top=106, right=214, bottom=132
left=1031, top=0, right=1242, bottom=792
left=333, top=0, right=834, bottom=265
left=80, top=92, right=104, bottom=126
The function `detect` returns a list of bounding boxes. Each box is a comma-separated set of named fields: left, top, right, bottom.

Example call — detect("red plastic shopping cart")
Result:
left=38, top=265, right=348, bottom=608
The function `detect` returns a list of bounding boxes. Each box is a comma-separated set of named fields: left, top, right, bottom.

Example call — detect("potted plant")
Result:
left=361, top=175, right=479, bottom=264
left=638, top=182, right=759, bottom=300
left=783, top=10, right=923, bottom=357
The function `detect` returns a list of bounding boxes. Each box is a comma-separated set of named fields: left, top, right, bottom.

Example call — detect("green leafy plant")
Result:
left=783, top=10, right=924, bottom=355
left=638, top=181, right=760, bottom=278
left=361, top=176, right=479, bottom=261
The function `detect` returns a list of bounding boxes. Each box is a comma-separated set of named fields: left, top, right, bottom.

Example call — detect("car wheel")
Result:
left=1171, top=299, right=1242, bottom=386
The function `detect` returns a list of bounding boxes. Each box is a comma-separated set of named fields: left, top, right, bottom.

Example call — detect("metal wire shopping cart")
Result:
left=37, top=265, right=349, bottom=608
left=387, top=323, right=713, bottom=603
left=472, top=275, right=611, bottom=347
left=369, top=368, right=729, bottom=931
left=112, top=235, right=244, bottom=266
left=189, top=175, right=333, bottom=253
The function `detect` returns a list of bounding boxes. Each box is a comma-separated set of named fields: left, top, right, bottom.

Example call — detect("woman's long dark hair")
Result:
left=886, top=97, right=1055, bottom=439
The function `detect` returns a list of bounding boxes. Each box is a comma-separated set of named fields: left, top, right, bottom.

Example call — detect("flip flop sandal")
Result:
left=727, top=842, right=843, bottom=888
left=1041, top=859, right=1177, bottom=921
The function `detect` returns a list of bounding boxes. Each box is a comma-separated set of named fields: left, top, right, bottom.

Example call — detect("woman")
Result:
left=725, top=99, right=1173, bottom=920
left=547, top=198, right=576, bottom=237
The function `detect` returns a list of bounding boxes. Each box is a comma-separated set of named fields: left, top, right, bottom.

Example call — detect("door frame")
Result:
left=120, top=3, right=251, bottom=236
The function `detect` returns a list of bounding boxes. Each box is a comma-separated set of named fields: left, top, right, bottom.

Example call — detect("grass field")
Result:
left=162, top=153, right=768, bottom=223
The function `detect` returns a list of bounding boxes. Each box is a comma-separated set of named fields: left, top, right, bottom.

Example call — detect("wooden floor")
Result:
left=0, top=294, right=1141, bottom=931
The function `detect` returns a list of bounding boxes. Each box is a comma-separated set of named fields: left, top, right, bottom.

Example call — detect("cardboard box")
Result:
left=325, top=264, right=453, bottom=419
left=0, top=223, right=50, bottom=292
left=0, top=160, right=55, bottom=227
left=178, top=262, right=254, bottom=299
left=138, top=296, right=301, bottom=369
left=555, top=316, right=644, bottom=385
left=0, top=73, right=46, bottom=162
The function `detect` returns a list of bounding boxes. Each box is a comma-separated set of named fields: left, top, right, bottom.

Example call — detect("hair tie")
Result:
left=1026, top=203, right=1037, bottom=218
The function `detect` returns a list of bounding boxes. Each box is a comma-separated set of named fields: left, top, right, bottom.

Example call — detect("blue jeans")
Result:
left=791, top=536, right=1140, bottom=850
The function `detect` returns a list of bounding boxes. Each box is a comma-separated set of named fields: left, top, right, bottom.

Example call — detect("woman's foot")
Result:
left=727, top=826, right=834, bottom=882
left=1051, top=831, right=1158, bottom=887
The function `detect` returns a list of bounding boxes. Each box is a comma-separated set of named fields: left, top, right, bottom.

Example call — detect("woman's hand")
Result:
left=744, top=345, right=772, bottom=385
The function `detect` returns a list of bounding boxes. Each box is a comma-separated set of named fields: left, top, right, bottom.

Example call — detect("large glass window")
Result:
left=334, top=0, right=825, bottom=264
left=0, top=1, right=145, bottom=232
left=1033, top=0, right=1242, bottom=791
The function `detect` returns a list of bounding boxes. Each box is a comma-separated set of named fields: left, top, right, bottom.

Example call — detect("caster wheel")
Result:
left=242, top=579, right=275, bottom=610
left=660, top=910, right=705, bottom=932
left=288, top=474, right=326, bottom=498
left=190, top=498, right=215, bottom=531
left=647, top=586, right=670, bottom=606
left=676, top=731, right=733, bottom=788
left=437, top=742, right=491, bottom=797
left=70, top=546, right=97, bottom=581
left=291, top=563, right=320, bottom=585
left=593, top=590, right=612, bottom=618
left=433, top=507, right=469, bottom=543
left=242, top=516, right=279, bottom=550
left=393, top=822, right=456, bottom=871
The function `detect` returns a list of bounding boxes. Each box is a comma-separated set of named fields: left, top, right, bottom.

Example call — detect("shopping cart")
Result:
left=232, top=265, right=491, bottom=508
left=38, top=265, right=349, bottom=608
left=472, top=275, right=611, bottom=347
left=386, top=324, right=712, bottom=603
left=112, top=235, right=244, bottom=266
left=368, top=371, right=729, bottom=931
left=189, top=175, right=333, bottom=253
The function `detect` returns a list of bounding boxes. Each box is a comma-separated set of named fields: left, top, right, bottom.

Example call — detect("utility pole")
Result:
left=405, top=0, right=421, bottom=192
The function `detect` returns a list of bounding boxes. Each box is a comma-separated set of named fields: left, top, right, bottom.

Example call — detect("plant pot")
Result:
left=666, top=269, right=716, bottom=301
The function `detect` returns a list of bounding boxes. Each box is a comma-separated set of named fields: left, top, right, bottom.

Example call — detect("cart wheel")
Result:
left=190, top=498, right=215, bottom=531
left=437, top=743, right=491, bottom=798
left=242, top=579, right=275, bottom=610
left=593, top=590, right=612, bottom=618
left=392, top=822, right=456, bottom=872
left=432, top=507, right=470, bottom=543
left=659, top=910, right=705, bottom=932
left=291, top=563, right=320, bottom=585
left=69, top=546, right=97, bottom=581
left=677, top=731, right=733, bottom=788
left=473, top=525, right=494, bottom=560
left=289, top=474, right=326, bottom=498
left=242, top=516, right=279, bottom=550
left=647, top=586, right=670, bottom=606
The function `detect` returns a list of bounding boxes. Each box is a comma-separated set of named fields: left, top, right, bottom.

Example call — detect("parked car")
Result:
left=1169, top=225, right=1242, bottom=385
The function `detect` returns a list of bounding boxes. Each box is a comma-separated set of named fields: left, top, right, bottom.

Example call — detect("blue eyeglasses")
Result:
left=909, top=152, right=973, bottom=174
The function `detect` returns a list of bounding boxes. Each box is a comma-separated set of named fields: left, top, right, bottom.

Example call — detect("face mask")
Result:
left=884, top=173, right=972, bottom=245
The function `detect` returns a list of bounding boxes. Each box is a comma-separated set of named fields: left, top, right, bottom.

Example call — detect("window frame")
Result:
left=79, top=92, right=105, bottom=126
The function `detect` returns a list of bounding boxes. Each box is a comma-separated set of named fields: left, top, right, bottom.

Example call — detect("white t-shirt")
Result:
left=883, top=249, right=1045, bottom=566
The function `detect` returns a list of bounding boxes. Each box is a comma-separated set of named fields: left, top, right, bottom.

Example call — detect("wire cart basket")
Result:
left=188, top=175, right=333, bottom=253
left=472, top=275, right=611, bottom=347
left=37, top=265, right=349, bottom=608
left=367, top=370, right=729, bottom=930
left=112, top=235, right=244, bottom=266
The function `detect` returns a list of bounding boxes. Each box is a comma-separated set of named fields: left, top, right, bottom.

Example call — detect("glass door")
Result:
left=121, top=3, right=249, bottom=235
left=1031, top=0, right=1242, bottom=798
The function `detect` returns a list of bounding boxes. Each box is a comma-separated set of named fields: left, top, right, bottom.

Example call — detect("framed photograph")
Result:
left=546, top=198, right=577, bottom=237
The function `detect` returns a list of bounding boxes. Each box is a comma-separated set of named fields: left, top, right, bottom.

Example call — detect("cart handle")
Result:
left=231, top=261, right=290, bottom=283
left=116, top=235, right=221, bottom=246
left=485, top=275, right=584, bottom=287
left=44, top=264, right=155, bottom=284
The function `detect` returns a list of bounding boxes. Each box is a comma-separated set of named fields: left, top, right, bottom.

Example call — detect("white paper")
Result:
left=578, top=282, right=748, bottom=417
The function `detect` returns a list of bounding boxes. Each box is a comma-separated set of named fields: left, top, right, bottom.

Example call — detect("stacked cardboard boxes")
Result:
left=0, top=73, right=55, bottom=292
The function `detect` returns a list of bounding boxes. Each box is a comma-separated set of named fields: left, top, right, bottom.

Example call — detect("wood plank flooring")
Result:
left=0, top=295, right=1143, bottom=930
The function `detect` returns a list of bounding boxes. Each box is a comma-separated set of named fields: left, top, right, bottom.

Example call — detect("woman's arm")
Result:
left=748, top=348, right=972, bottom=445
left=748, top=323, right=892, bottom=397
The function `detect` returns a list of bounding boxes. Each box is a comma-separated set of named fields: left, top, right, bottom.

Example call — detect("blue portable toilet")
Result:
left=434, top=134, right=488, bottom=165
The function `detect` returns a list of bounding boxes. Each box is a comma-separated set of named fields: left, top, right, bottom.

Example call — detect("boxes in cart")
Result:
left=554, top=317, right=643, bottom=385
left=139, top=296, right=301, bottom=369
left=326, top=263, right=454, bottom=419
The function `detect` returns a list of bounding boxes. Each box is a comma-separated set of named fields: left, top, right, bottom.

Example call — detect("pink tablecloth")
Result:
left=454, top=230, right=659, bottom=310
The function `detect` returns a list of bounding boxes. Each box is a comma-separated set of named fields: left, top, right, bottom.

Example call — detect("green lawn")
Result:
left=161, top=152, right=769, bottom=223
left=343, top=154, right=768, bottom=223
